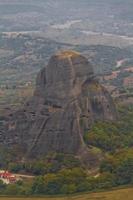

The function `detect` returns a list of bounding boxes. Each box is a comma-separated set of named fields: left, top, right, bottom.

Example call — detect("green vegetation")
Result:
left=0, top=168, right=119, bottom=195
left=0, top=151, right=118, bottom=195
left=32, top=168, right=87, bottom=195
left=82, top=105, right=133, bottom=191
left=1, top=186, right=133, bottom=199
left=8, top=153, right=81, bottom=175
left=100, top=149, right=133, bottom=185
left=84, top=105, right=133, bottom=152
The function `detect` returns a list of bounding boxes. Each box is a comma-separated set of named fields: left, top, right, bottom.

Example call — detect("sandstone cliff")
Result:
left=2, top=51, right=117, bottom=162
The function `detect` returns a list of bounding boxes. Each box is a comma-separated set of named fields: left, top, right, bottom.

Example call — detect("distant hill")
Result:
left=0, top=0, right=133, bottom=43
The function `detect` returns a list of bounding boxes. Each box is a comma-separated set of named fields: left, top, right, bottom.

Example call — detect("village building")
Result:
left=0, top=170, right=17, bottom=184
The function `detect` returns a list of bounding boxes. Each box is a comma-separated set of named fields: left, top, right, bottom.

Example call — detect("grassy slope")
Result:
left=0, top=187, right=133, bottom=200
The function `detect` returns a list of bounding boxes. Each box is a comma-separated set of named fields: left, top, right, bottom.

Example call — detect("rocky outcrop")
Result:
left=2, top=51, right=117, bottom=160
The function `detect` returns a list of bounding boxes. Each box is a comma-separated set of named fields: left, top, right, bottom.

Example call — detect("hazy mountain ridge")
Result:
left=0, top=0, right=133, bottom=40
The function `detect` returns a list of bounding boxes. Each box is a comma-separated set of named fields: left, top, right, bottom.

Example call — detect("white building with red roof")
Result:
left=0, top=170, right=17, bottom=184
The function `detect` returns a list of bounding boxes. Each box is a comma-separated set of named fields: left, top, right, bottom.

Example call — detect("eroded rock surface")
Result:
left=1, top=51, right=117, bottom=160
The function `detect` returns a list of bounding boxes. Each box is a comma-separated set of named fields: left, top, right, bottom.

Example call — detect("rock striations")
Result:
left=3, top=51, right=117, bottom=161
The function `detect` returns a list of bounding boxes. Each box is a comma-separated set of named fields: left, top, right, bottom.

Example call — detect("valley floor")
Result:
left=1, top=187, right=133, bottom=200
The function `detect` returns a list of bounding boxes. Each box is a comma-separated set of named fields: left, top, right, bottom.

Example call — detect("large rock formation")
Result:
left=2, top=51, right=117, bottom=159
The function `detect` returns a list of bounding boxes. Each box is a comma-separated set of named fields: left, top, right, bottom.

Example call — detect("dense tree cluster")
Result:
left=100, top=149, right=133, bottom=185
left=0, top=168, right=117, bottom=195
left=84, top=105, right=133, bottom=152
left=8, top=153, right=81, bottom=175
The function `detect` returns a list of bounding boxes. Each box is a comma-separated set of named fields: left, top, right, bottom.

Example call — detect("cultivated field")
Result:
left=1, top=187, right=133, bottom=200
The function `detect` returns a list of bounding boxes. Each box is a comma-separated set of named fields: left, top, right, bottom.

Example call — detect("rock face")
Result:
left=3, top=51, right=117, bottom=158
